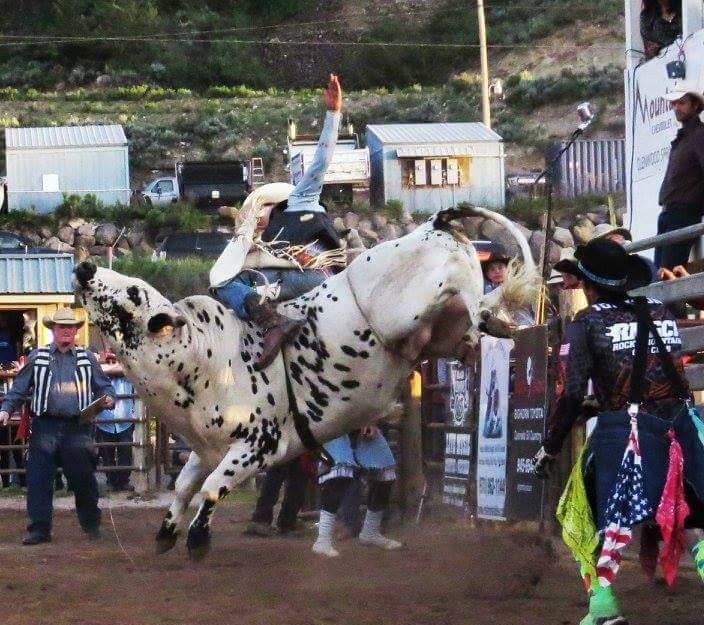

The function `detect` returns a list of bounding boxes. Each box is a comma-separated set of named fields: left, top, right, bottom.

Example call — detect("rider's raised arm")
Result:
left=286, top=74, right=342, bottom=213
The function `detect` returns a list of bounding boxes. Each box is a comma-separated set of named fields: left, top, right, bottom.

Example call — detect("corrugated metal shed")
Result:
left=0, top=254, right=74, bottom=294
left=6, top=125, right=127, bottom=150
left=366, top=123, right=501, bottom=144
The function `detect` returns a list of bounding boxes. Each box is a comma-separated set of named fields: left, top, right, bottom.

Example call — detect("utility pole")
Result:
left=476, top=0, right=491, bottom=128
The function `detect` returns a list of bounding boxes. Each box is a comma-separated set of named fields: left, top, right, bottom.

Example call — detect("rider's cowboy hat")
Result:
left=42, top=308, right=85, bottom=329
left=480, top=243, right=512, bottom=267
left=573, top=238, right=651, bottom=292
left=663, top=80, right=704, bottom=109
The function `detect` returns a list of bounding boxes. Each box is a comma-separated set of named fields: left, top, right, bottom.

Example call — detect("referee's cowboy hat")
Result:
left=42, top=308, right=85, bottom=329
left=664, top=80, right=704, bottom=109
left=573, top=238, right=651, bottom=292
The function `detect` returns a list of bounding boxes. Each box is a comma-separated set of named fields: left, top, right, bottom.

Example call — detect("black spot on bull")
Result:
left=126, top=286, right=142, bottom=307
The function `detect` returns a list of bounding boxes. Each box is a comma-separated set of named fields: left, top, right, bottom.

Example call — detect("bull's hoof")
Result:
left=186, top=525, right=211, bottom=561
left=155, top=522, right=179, bottom=554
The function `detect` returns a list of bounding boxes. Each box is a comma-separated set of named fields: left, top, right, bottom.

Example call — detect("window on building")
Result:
left=401, top=157, right=471, bottom=188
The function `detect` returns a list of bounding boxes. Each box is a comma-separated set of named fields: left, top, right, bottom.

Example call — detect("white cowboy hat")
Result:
left=590, top=223, right=632, bottom=242
left=664, top=80, right=704, bottom=108
left=42, top=307, right=85, bottom=329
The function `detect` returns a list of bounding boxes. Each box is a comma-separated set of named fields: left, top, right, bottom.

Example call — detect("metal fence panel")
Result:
left=550, top=138, right=626, bottom=198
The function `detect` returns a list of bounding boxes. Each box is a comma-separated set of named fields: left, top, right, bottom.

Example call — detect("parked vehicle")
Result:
left=286, top=118, right=369, bottom=204
left=0, top=230, right=55, bottom=254
left=153, top=231, right=230, bottom=260
left=141, top=161, right=249, bottom=208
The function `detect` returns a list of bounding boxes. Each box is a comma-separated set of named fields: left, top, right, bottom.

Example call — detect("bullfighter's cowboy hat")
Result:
left=663, top=79, right=704, bottom=109
left=42, top=308, right=85, bottom=329
left=590, top=223, right=633, bottom=242
left=573, top=238, right=651, bottom=292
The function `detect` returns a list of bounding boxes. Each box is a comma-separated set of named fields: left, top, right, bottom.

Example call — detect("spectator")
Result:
left=641, top=0, right=682, bottom=59
left=658, top=265, right=704, bottom=309
left=0, top=362, right=25, bottom=488
left=591, top=224, right=659, bottom=281
left=244, top=455, right=313, bottom=537
left=0, top=308, right=115, bottom=545
left=481, top=244, right=511, bottom=295
left=95, top=353, right=135, bottom=493
left=656, top=81, right=704, bottom=269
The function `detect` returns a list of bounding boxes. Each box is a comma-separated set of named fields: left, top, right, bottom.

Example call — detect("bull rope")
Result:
left=105, top=491, right=137, bottom=570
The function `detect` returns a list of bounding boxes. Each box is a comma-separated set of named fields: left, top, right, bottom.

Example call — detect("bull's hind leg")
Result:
left=186, top=441, right=280, bottom=560
left=156, top=451, right=209, bottom=554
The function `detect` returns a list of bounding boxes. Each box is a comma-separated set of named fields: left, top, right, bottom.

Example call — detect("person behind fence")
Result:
left=655, top=81, right=704, bottom=270
left=209, top=73, right=345, bottom=371
left=312, top=424, right=402, bottom=558
left=532, top=238, right=704, bottom=625
left=0, top=308, right=115, bottom=545
left=640, top=0, right=682, bottom=59
left=96, top=352, right=135, bottom=493
left=244, top=453, right=315, bottom=537
left=0, top=361, right=25, bottom=489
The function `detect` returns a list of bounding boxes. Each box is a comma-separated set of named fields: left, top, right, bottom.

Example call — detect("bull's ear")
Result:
left=147, top=312, right=186, bottom=335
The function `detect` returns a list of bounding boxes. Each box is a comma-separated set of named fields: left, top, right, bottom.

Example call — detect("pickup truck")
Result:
left=141, top=161, right=249, bottom=208
left=287, top=120, right=369, bottom=204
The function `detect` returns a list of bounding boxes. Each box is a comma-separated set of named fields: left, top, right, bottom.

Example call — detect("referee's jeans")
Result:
left=655, top=203, right=704, bottom=269
left=26, top=416, right=100, bottom=536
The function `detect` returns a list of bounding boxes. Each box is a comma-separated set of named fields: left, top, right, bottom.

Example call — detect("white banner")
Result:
left=476, top=336, right=513, bottom=520
left=625, top=31, right=704, bottom=250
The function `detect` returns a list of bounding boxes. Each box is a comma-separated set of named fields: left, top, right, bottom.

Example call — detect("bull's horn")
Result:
left=148, top=312, right=187, bottom=334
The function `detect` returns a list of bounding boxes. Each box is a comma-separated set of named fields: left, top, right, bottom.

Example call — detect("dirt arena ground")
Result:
left=0, top=501, right=702, bottom=625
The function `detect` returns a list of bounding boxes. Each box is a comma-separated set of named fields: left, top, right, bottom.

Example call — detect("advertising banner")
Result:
left=506, top=326, right=548, bottom=520
left=476, top=336, right=513, bottom=520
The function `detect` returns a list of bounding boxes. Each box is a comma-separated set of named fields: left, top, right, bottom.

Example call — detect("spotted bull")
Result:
left=73, top=206, right=538, bottom=559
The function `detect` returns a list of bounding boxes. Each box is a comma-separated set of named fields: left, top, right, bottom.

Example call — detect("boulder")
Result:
left=461, top=216, right=484, bottom=239
left=116, top=237, right=131, bottom=250
left=515, top=222, right=533, bottom=241
left=586, top=211, right=608, bottom=225
left=44, top=236, right=65, bottom=252
left=38, top=225, right=53, bottom=240
left=552, top=226, right=574, bottom=248
left=480, top=221, right=521, bottom=257
left=74, top=246, right=91, bottom=263
left=77, top=223, right=97, bottom=237
left=343, top=212, right=360, bottom=229
left=571, top=218, right=595, bottom=244
left=94, top=223, right=119, bottom=246
left=556, top=214, right=574, bottom=229
left=380, top=223, right=400, bottom=241
left=114, top=247, right=132, bottom=258
left=74, top=234, right=96, bottom=249
left=403, top=222, right=419, bottom=235
left=57, top=225, right=75, bottom=246
left=548, top=241, right=562, bottom=264
left=125, top=226, right=145, bottom=248
left=89, top=245, right=109, bottom=257
left=332, top=217, right=346, bottom=233
left=479, top=218, right=504, bottom=241
left=345, top=228, right=365, bottom=251
left=528, top=231, right=546, bottom=264
left=138, top=241, right=154, bottom=255
left=371, top=213, right=387, bottom=230
left=21, top=230, right=42, bottom=246
left=67, top=218, right=86, bottom=230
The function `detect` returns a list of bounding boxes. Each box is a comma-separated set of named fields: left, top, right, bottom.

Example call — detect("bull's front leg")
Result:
left=186, top=441, right=283, bottom=561
left=156, top=450, right=209, bottom=554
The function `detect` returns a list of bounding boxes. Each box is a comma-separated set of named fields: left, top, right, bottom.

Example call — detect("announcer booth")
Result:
left=420, top=326, right=549, bottom=522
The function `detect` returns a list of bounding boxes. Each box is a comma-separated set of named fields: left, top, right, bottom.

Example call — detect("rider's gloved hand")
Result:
left=532, top=446, right=556, bottom=479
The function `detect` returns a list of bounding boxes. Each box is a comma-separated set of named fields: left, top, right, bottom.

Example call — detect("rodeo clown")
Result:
left=209, top=73, right=346, bottom=371
left=533, top=238, right=704, bottom=625
left=312, top=423, right=402, bottom=558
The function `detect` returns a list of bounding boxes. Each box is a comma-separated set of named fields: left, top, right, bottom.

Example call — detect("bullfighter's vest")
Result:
left=31, top=347, right=93, bottom=416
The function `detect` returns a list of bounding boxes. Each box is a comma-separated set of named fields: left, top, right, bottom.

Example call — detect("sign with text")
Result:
left=476, top=336, right=513, bottom=520
left=442, top=430, right=473, bottom=509
left=506, top=325, right=548, bottom=520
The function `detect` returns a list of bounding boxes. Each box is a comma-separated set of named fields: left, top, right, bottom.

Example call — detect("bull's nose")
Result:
left=74, top=261, right=97, bottom=288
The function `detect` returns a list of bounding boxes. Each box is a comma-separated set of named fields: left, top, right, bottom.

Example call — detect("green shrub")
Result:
left=110, top=255, right=211, bottom=301
left=383, top=200, right=405, bottom=221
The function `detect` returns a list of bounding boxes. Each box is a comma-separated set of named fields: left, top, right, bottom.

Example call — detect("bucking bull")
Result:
left=73, top=205, right=539, bottom=559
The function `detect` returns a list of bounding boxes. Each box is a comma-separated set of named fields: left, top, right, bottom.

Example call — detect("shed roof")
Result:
left=366, top=122, right=501, bottom=145
left=0, top=254, right=74, bottom=294
left=6, top=124, right=127, bottom=150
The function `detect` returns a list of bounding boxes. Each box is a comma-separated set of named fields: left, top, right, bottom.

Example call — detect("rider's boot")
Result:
left=244, top=293, right=304, bottom=371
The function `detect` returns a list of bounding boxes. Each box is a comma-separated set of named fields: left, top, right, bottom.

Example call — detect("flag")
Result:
left=597, top=416, right=653, bottom=587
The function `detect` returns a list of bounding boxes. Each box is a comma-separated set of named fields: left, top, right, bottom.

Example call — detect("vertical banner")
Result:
left=506, top=326, right=548, bottom=520
left=476, top=337, right=513, bottom=520
left=442, top=360, right=474, bottom=510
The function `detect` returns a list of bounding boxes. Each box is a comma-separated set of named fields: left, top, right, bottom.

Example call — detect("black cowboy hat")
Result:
left=573, top=238, right=652, bottom=292
left=480, top=242, right=511, bottom=267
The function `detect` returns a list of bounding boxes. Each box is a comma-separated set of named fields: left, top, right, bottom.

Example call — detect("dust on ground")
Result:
left=0, top=502, right=702, bottom=625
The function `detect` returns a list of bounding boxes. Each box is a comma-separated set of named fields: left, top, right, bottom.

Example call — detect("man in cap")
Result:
left=533, top=238, right=704, bottom=624
left=656, top=80, right=704, bottom=269
left=209, top=73, right=345, bottom=370
left=0, top=308, right=115, bottom=545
